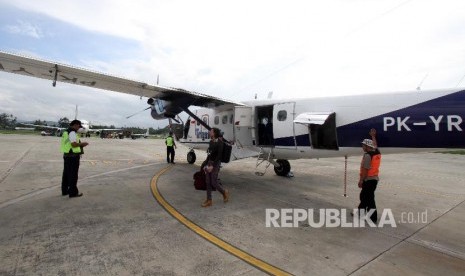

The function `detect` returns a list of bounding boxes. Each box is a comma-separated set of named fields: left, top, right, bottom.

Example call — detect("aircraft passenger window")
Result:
left=229, top=115, right=233, bottom=124
left=214, top=116, right=219, bottom=125
left=222, top=115, right=228, bottom=124
left=277, top=110, right=287, bottom=121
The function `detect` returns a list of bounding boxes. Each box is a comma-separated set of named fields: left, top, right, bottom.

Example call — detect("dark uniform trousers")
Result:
left=358, top=179, right=378, bottom=223
left=166, top=146, right=175, bottom=163
left=62, top=155, right=81, bottom=196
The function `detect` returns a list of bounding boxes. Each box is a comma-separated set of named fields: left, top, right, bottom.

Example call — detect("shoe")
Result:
left=171, top=162, right=176, bottom=164
left=69, top=193, right=83, bottom=198
left=62, top=193, right=68, bottom=196
left=223, top=190, right=230, bottom=203
left=201, top=199, right=212, bottom=207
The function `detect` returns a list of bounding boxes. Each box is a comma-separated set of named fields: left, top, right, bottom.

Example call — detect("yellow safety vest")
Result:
left=60, top=130, right=82, bottom=154
left=166, top=136, right=174, bottom=147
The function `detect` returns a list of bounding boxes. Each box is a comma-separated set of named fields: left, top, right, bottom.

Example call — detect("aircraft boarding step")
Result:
left=255, top=147, right=274, bottom=176
left=229, top=145, right=260, bottom=161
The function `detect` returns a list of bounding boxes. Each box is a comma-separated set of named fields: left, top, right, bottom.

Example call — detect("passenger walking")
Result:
left=201, top=128, right=229, bottom=207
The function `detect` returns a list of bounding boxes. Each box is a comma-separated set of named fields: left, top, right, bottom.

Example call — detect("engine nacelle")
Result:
left=147, top=98, right=171, bottom=120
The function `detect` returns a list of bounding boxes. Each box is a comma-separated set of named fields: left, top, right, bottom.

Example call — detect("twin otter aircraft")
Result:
left=1, top=51, right=465, bottom=176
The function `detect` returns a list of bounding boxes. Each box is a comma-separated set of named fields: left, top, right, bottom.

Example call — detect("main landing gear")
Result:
left=273, top=159, right=291, bottom=176
left=255, top=147, right=292, bottom=177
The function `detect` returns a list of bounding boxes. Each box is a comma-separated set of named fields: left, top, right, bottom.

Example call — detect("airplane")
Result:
left=14, top=126, right=35, bottom=131
left=1, top=51, right=465, bottom=177
left=130, top=128, right=157, bottom=139
left=19, top=107, right=119, bottom=138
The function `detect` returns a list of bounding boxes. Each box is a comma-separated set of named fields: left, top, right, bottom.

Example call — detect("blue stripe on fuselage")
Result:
left=337, top=90, right=465, bottom=148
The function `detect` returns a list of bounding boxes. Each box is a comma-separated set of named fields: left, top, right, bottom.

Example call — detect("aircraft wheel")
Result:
left=274, top=159, right=290, bottom=176
left=187, top=152, right=196, bottom=164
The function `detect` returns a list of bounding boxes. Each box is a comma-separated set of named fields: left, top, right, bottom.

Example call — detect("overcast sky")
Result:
left=1, top=0, right=465, bottom=128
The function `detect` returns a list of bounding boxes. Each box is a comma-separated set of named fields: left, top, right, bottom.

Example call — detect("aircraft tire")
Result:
left=274, top=159, right=290, bottom=176
left=187, top=152, right=196, bottom=164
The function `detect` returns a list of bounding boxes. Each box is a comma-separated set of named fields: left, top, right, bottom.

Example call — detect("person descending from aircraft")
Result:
left=165, top=131, right=177, bottom=164
left=357, top=128, right=381, bottom=223
left=61, top=120, right=89, bottom=198
left=201, top=127, right=229, bottom=207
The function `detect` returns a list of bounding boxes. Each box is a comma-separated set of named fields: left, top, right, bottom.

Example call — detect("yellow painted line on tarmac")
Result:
left=150, top=166, right=293, bottom=276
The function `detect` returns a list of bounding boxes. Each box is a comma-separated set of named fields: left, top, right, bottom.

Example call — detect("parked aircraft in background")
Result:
left=130, top=128, right=153, bottom=139
left=19, top=110, right=120, bottom=138
left=14, top=127, right=35, bottom=131
left=1, top=51, right=464, bottom=176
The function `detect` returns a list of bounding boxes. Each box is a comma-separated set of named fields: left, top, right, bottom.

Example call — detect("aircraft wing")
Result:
left=88, top=128, right=122, bottom=133
left=21, top=123, right=63, bottom=131
left=0, top=51, right=243, bottom=109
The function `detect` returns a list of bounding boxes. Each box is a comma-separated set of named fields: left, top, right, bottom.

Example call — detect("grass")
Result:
left=436, top=149, right=465, bottom=155
left=0, top=130, right=41, bottom=135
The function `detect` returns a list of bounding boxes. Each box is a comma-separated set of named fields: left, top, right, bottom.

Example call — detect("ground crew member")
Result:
left=165, top=132, right=176, bottom=164
left=358, top=128, right=381, bottom=223
left=61, top=120, right=89, bottom=198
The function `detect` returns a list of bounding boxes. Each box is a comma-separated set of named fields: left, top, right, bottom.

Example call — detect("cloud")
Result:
left=1, top=0, right=465, bottom=127
left=4, top=20, right=43, bottom=39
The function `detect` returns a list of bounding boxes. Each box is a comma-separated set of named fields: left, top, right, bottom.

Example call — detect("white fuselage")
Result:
left=179, top=88, right=465, bottom=161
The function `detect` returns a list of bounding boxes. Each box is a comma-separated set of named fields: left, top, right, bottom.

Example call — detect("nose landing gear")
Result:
left=187, top=150, right=196, bottom=164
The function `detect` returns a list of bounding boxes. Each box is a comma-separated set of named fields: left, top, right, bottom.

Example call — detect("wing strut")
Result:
left=52, top=64, right=58, bottom=87
left=180, top=107, right=212, bottom=131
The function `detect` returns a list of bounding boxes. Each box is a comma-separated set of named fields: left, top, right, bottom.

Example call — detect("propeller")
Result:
left=126, top=106, right=151, bottom=119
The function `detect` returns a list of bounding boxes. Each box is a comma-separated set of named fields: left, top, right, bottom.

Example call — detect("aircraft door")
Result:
left=234, top=106, right=254, bottom=146
left=294, top=112, right=339, bottom=150
left=273, top=102, right=296, bottom=148
left=193, top=112, right=210, bottom=141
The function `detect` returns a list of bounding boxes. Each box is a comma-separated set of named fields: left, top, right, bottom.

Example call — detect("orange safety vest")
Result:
left=360, top=149, right=381, bottom=177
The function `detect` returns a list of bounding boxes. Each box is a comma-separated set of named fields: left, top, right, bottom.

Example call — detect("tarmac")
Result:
left=0, top=134, right=464, bottom=275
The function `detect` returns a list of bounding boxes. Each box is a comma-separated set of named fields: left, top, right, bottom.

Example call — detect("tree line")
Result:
left=0, top=113, right=168, bottom=135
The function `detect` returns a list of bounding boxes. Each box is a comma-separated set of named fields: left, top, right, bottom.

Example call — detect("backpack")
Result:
left=221, top=139, right=232, bottom=163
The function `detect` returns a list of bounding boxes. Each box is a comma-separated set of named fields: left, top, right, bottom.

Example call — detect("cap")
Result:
left=70, top=119, right=82, bottom=127
left=361, top=139, right=374, bottom=148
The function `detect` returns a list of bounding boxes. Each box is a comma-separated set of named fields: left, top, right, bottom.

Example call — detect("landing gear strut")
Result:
left=187, top=150, right=196, bottom=164
left=273, top=159, right=291, bottom=176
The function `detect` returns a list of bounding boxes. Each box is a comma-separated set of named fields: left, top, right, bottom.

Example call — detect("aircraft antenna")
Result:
left=126, top=107, right=151, bottom=119
left=416, top=73, right=429, bottom=91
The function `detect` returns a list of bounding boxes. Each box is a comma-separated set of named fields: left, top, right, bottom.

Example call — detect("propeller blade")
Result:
left=126, top=106, right=151, bottom=119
